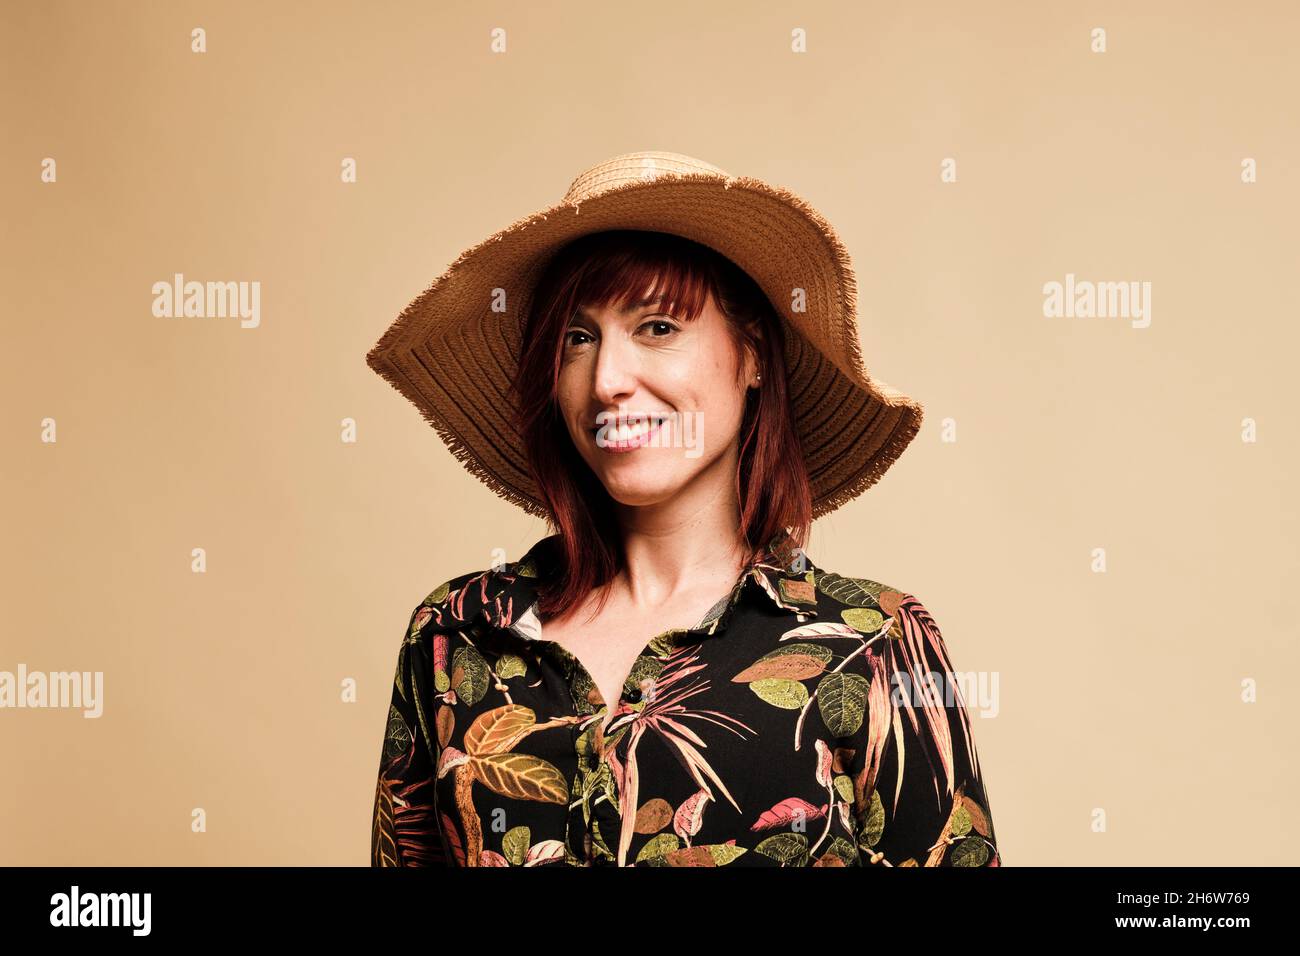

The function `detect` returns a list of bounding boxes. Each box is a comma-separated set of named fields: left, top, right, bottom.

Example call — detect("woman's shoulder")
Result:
left=417, top=567, right=488, bottom=610
left=406, top=543, right=549, bottom=636
left=806, top=562, right=914, bottom=616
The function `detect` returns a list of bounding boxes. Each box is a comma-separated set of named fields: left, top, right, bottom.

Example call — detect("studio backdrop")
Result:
left=2, top=0, right=1297, bottom=865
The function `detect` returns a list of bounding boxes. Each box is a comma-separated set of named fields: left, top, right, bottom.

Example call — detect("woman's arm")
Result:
left=371, top=603, right=450, bottom=866
left=850, top=594, right=1002, bottom=866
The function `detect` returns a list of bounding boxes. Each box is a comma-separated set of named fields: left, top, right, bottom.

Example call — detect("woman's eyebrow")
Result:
left=574, top=294, right=666, bottom=318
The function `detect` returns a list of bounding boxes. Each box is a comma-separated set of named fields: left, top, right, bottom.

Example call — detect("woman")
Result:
left=367, top=151, right=1001, bottom=867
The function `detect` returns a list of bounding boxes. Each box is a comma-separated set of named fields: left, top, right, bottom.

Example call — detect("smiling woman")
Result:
left=366, top=151, right=997, bottom=867
left=513, top=228, right=811, bottom=622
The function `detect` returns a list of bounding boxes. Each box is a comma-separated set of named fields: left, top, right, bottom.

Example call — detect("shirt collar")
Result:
left=430, top=529, right=820, bottom=642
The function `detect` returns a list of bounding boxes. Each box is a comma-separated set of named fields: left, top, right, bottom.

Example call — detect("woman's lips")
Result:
left=592, top=418, right=666, bottom=453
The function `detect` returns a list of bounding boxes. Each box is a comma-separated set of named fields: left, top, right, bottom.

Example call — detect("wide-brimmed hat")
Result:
left=366, top=150, right=924, bottom=520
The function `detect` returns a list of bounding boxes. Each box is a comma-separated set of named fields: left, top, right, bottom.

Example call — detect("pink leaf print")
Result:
left=751, top=797, right=829, bottom=831
left=778, top=621, right=860, bottom=641
left=673, top=789, right=711, bottom=840
left=814, top=738, right=833, bottom=788
left=493, top=592, right=515, bottom=628
left=858, top=647, right=891, bottom=813
left=893, top=598, right=972, bottom=802
left=524, top=840, right=566, bottom=866
left=436, top=745, right=468, bottom=779
left=480, top=849, right=509, bottom=867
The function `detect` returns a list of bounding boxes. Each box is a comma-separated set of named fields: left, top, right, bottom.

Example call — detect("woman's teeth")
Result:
left=613, top=421, right=654, bottom=439
left=595, top=417, right=665, bottom=441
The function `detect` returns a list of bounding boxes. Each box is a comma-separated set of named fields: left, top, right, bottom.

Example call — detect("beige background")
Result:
left=2, top=0, right=1296, bottom=865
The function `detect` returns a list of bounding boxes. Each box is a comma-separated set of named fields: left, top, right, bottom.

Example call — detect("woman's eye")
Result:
left=642, top=319, right=680, bottom=338
left=564, top=329, right=593, bottom=348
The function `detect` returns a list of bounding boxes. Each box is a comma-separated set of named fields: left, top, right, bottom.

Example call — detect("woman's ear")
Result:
left=746, top=329, right=765, bottom=385
left=738, top=342, right=758, bottom=388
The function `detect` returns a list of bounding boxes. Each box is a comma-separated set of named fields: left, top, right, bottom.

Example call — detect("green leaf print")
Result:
left=859, top=790, right=885, bottom=848
left=701, top=844, right=749, bottom=866
left=814, top=570, right=893, bottom=607
left=574, top=723, right=598, bottom=758
left=753, top=832, right=810, bottom=866
left=495, top=653, right=527, bottom=680
left=840, top=607, right=885, bottom=634
left=833, top=774, right=855, bottom=804
left=384, top=705, right=411, bottom=761
left=635, top=832, right=681, bottom=863
left=624, top=654, right=664, bottom=695
left=502, top=826, right=530, bottom=866
left=450, top=645, right=491, bottom=705
left=950, top=836, right=991, bottom=867
left=749, top=677, right=809, bottom=710
left=423, top=579, right=452, bottom=606
left=823, top=836, right=859, bottom=865
left=568, top=666, right=599, bottom=715
left=816, top=671, right=869, bottom=736
left=591, top=819, right=616, bottom=862
left=648, top=630, right=686, bottom=656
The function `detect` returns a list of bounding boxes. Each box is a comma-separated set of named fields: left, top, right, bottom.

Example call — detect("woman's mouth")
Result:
left=592, top=416, right=668, bottom=453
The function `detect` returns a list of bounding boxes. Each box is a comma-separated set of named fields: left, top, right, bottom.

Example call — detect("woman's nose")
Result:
left=590, top=339, right=639, bottom=404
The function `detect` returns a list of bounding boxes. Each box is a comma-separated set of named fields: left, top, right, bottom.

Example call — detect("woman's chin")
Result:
left=596, top=473, right=689, bottom=509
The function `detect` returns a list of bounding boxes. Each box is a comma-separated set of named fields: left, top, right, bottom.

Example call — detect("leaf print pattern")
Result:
left=838, top=593, right=1002, bottom=866
left=371, top=531, right=1001, bottom=867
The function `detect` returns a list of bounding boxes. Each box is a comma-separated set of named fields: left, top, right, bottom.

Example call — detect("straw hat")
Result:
left=366, top=150, right=924, bottom=520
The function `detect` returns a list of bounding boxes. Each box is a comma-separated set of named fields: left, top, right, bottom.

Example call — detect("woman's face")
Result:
left=556, top=286, right=756, bottom=512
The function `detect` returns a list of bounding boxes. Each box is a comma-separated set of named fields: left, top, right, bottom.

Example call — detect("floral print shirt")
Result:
left=371, top=532, right=1002, bottom=867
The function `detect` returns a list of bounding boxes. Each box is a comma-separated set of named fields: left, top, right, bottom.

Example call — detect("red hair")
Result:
left=510, top=230, right=812, bottom=621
